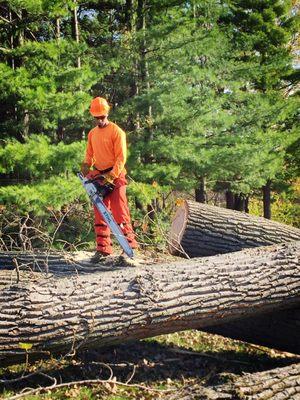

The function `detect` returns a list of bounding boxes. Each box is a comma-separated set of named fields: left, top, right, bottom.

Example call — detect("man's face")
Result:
left=94, top=115, right=109, bottom=128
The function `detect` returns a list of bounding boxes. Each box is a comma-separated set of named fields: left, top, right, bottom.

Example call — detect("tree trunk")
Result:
left=165, top=363, right=300, bottom=400
left=56, top=17, right=61, bottom=40
left=263, top=179, right=272, bottom=219
left=9, top=9, right=15, bottom=69
left=201, top=306, right=300, bottom=355
left=195, top=176, right=206, bottom=203
left=234, top=193, right=245, bottom=211
left=23, top=109, right=30, bottom=137
left=245, top=195, right=249, bottom=213
left=0, top=241, right=299, bottom=366
left=169, top=200, right=300, bottom=257
left=125, top=0, right=140, bottom=131
left=72, top=1, right=81, bottom=68
left=137, top=0, right=154, bottom=163
left=226, top=190, right=234, bottom=209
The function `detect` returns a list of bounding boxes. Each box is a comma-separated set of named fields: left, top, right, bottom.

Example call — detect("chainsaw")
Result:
left=78, top=172, right=134, bottom=258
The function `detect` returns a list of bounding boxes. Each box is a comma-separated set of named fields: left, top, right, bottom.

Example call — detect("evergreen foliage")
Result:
left=0, top=0, right=299, bottom=249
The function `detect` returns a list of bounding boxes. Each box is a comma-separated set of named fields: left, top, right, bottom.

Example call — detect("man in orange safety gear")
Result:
left=81, top=96, right=138, bottom=262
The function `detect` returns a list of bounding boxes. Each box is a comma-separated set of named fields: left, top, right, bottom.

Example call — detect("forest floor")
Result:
left=0, top=248, right=299, bottom=400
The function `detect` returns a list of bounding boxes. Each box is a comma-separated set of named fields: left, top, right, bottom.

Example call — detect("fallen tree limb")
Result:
left=0, top=241, right=299, bottom=366
left=169, top=201, right=300, bottom=257
left=166, top=362, right=300, bottom=400
left=229, top=362, right=300, bottom=400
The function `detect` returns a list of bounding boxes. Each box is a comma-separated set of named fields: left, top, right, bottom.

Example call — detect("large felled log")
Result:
left=1, top=253, right=299, bottom=356
left=169, top=201, right=300, bottom=258
left=0, top=241, right=299, bottom=366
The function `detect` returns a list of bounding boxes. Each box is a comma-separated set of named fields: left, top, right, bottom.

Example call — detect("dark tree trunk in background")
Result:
left=125, top=0, right=140, bottom=131
left=195, top=176, right=206, bottom=203
left=9, top=9, right=15, bottom=69
left=169, top=200, right=300, bottom=258
left=137, top=0, right=153, bottom=162
left=245, top=196, right=249, bottom=213
left=0, top=241, right=299, bottom=366
left=72, top=1, right=81, bottom=68
left=263, top=179, right=272, bottom=219
left=23, top=110, right=29, bottom=137
left=234, top=193, right=245, bottom=211
left=226, top=190, right=234, bottom=209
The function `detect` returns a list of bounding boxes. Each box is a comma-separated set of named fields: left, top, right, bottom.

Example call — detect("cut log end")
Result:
left=169, top=200, right=300, bottom=258
left=169, top=201, right=188, bottom=256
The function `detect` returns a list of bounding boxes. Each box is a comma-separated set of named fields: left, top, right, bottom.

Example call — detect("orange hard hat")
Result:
left=90, top=97, right=110, bottom=116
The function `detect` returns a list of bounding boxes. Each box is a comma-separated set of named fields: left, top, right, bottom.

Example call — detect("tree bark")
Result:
left=263, top=179, right=272, bottom=219
left=169, top=200, right=300, bottom=258
left=244, top=196, right=249, bottom=213
left=234, top=193, right=245, bottom=211
left=56, top=17, right=61, bottom=41
left=165, top=363, right=300, bottom=400
left=0, top=241, right=299, bottom=366
left=226, top=190, right=234, bottom=209
left=230, top=362, right=300, bottom=400
left=72, top=1, right=81, bottom=68
left=195, top=176, right=206, bottom=203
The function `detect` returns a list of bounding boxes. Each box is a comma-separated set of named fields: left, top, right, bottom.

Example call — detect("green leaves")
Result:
left=0, top=135, right=85, bottom=177
left=18, top=342, right=33, bottom=350
left=0, top=175, right=85, bottom=214
left=0, top=0, right=298, bottom=221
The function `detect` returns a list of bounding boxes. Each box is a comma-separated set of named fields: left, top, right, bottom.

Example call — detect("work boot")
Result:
left=90, top=250, right=110, bottom=264
left=118, top=251, right=139, bottom=267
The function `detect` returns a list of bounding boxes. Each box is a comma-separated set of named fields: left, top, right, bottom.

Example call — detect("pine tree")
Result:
left=219, top=0, right=299, bottom=216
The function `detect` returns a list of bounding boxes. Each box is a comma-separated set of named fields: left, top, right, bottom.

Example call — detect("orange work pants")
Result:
left=90, top=173, right=137, bottom=254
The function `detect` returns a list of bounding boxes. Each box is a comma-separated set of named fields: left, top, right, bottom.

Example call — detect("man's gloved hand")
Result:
left=105, top=173, right=115, bottom=184
left=93, top=176, right=115, bottom=198
left=81, top=163, right=90, bottom=177
left=100, top=173, right=115, bottom=184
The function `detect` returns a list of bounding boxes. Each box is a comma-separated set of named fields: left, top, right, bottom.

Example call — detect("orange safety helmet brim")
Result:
left=90, top=97, right=110, bottom=116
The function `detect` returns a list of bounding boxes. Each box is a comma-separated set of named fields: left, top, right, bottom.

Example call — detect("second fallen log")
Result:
left=169, top=201, right=300, bottom=257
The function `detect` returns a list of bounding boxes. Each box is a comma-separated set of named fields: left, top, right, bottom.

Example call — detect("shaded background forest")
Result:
left=0, top=0, right=299, bottom=251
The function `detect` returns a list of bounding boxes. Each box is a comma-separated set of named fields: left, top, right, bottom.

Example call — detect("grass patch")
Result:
left=1, top=330, right=297, bottom=400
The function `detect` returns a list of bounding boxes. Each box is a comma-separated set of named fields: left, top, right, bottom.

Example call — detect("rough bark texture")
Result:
left=195, top=176, right=207, bottom=203
left=166, top=363, right=300, bottom=400
left=169, top=201, right=300, bottom=258
left=231, top=362, right=300, bottom=400
left=0, top=241, right=299, bottom=366
left=263, top=179, right=272, bottom=220
left=201, top=307, right=300, bottom=354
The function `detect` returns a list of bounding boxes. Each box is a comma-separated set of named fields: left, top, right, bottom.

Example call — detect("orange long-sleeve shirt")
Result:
left=84, top=122, right=127, bottom=178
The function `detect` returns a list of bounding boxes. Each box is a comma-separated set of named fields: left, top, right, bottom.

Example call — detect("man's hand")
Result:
left=94, top=172, right=115, bottom=184
left=104, top=173, right=115, bottom=184
left=98, top=173, right=115, bottom=185
left=81, top=163, right=90, bottom=177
